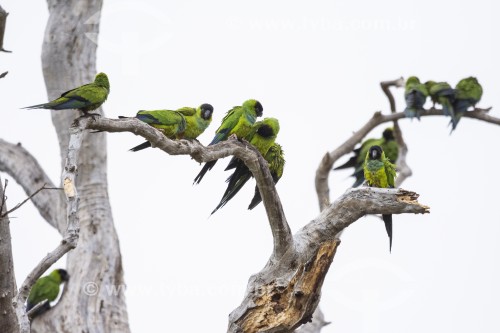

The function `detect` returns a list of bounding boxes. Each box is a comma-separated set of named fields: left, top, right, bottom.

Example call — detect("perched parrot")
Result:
left=211, top=117, right=280, bottom=214
left=334, top=128, right=398, bottom=188
left=26, top=269, right=70, bottom=317
left=124, top=104, right=213, bottom=151
left=451, top=77, right=483, bottom=131
left=404, top=76, right=428, bottom=120
left=193, top=99, right=263, bottom=184
left=426, top=81, right=455, bottom=117
left=24, top=72, right=110, bottom=116
left=248, top=142, right=285, bottom=210
left=363, top=145, right=397, bottom=252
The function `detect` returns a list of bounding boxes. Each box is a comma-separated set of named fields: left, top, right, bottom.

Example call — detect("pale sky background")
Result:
left=1, top=0, right=500, bottom=332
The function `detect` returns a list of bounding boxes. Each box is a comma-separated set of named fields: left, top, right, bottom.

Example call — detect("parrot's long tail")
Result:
left=212, top=168, right=251, bottom=215
left=248, top=186, right=262, bottom=210
left=194, top=160, right=217, bottom=185
left=382, top=214, right=393, bottom=252
left=129, top=141, right=152, bottom=152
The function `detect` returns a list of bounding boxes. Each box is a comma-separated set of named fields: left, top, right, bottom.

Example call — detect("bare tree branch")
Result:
left=13, top=238, right=76, bottom=333
left=1, top=184, right=61, bottom=218
left=65, top=116, right=430, bottom=332
left=12, top=117, right=85, bottom=332
left=228, top=188, right=428, bottom=332
left=315, top=107, right=497, bottom=210
left=0, top=139, right=63, bottom=230
left=0, top=176, right=20, bottom=333
left=0, top=5, right=11, bottom=53
left=27, top=300, right=48, bottom=320
left=85, top=116, right=294, bottom=259
left=380, top=77, right=404, bottom=112
left=380, top=78, right=412, bottom=186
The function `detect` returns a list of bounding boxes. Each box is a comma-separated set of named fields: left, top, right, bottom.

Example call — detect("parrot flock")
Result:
left=21, top=73, right=487, bottom=310
left=404, top=76, right=483, bottom=132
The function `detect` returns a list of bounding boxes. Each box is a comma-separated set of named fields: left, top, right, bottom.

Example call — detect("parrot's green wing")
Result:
left=404, top=76, right=428, bottom=120
left=212, top=118, right=279, bottom=214
left=248, top=143, right=285, bottom=210
left=383, top=157, right=397, bottom=188
left=452, top=77, right=483, bottom=131
left=24, top=73, right=110, bottom=113
left=135, top=110, right=186, bottom=134
left=176, top=107, right=196, bottom=117
left=27, top=276, right=60, bottom=308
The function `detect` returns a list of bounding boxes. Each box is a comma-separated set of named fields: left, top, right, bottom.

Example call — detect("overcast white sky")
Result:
left=1, top=0, right=500, bottom=332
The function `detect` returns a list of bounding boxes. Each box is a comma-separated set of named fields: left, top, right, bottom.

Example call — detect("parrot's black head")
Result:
left=254, top=101, right=263, bottom=117
left=257, top=124, right=274, bottom=138
left=57, top=269, right=70, bottom=283
left=383, top=128, right=394, bottom=141
left=200, top=103, right=213, bottom=120
left=368, top=145, right=383, bottom=160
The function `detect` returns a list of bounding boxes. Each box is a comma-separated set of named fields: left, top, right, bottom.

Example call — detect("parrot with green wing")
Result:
left=334, top=128, right=398, bottom=188
left=248, top=142, right=285, bottom=210
left=26, top=269, right=69, bottom=317
left=451, top=77, right=483, bottom=131
left=211, top=117, right=279, bottom=214
left=24, top=72, right=110, bottom=116
left=404, top=76, right=428, bottom=120
left=363, top=145, right=397, bottom=252
left=124, top=103, right=213, bottom=151
left=194, top=99, right=263, bottom=184
left=425, top=81, right=455, bottom=118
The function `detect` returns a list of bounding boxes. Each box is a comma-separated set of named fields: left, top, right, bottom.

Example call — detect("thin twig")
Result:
left=1, top=184, right=61, bottom=217
left=0, top=71, right=7, bottom=78
left=0, top=139, right=62, bottom=229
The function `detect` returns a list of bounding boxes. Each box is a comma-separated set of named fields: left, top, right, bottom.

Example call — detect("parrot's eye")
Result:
left=254, top=101, right=263, bottom=117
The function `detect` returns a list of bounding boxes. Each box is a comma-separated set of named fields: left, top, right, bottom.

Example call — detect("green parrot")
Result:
left=24, top=72, right=110, bottom=116
left=363, top=145, right=397, bottom=252
left=334, top=128, right=398, bottom=188
left=451, top=77, right=483, bottom=131
left=194, top=99, right=263, bottom=184
left=248, top=142, right=285, bottom=210
left=26, top=269, right=69, bottom=317
left=124, top=104, right=213, bottom=151
left=211, top=117, right=279, bottom=214
left=404, top=76, right=428, bottom=120
left=425, top=81, right=455, bottom=118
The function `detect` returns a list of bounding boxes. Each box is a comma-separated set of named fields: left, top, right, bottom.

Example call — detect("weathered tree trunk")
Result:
left=31, top=1, right=130, bottom=332
left=0, top=178, right=20, bottom=333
